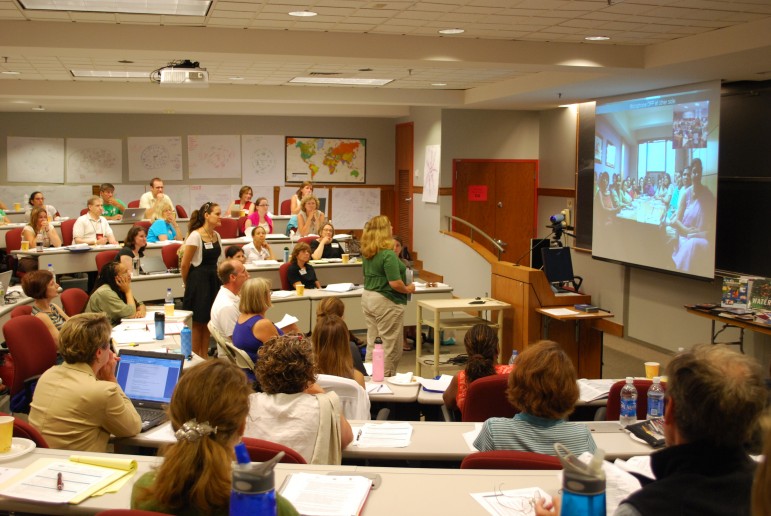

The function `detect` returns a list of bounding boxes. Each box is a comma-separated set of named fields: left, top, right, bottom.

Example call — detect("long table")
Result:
left=12, top=243, right=168, bottom=275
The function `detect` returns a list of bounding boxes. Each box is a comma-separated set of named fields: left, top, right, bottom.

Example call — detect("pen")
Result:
left=356, top=429, right=362, bottom=442
left=57, top=472, right=64, bottom=491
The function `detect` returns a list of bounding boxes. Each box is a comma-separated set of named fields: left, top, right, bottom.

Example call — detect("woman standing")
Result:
left=297, top=195, right=325, bottom=237
left=244, top=197, right=273, bottom=235
left=21, top=270, right=69, bottom=344
left=287, top=242, right=320, bottom=290
left=181, top=202, right=222, bottom=358
left=19, top=206, right=62, bottom=272
left=85, top=262, right=146, bottom=325
left=146, top=200, right=182, bottom=243
left=360, top=215, right=414, bottom=376
left=242, top=226, right=275, bottom=262
left=227, top=185, right=255, bottom=217
left=115, top=226, right=147, bottom=273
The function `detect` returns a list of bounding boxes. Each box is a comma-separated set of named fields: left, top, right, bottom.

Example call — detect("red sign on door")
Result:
left=468, top=185, right=488, bottom=201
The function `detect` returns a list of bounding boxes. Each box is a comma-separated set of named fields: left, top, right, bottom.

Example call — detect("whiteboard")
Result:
left=242, top=135, right=284, bottom=186
left=188, top=185, right=233, bottom=218
left=188, top=135, right=241, bottom=179
left=7, top=137, right=65, bottom=183
left=66, top=138, right=122, bottom=183
left=331, top=188, right=381, bottom=230
left=127, top=136, right=183, bottom=181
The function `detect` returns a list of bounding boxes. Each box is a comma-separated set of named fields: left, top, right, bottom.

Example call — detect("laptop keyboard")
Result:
left=136, top=408, right=166, bottom=430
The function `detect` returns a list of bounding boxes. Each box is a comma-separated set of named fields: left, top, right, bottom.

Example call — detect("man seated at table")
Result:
left=210, top=259, right=249, bottom=339
left=537, top=344, right=765, bottom=516
left=99, top=182, right=126, bottom=220
left=29, top=313, right=142, bottom=452
left=139, top=177, right=173, bottom=219
left=73, top=196, right=118, bottom=245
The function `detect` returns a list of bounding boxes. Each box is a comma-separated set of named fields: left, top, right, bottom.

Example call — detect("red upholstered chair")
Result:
left=60, top=287, right=89, bottom=316
left=0, top=411, right=49, bottom=447
left=606, top=379, right=666, bottom=422
left=133, top=220, right=151, bottom=233
left=279, top=261, right=291, bottom=290
left=60, top=218, right=77, bottom=246
left=127, top=200, right=141, bottom=208
left=97, top=510, right=172, bottom=515
left=175, top=205, right=188, bottom=218
left=4, top=227, right=24, bottom=280
left=10, top=305, right=33, bottom=318
left=95, top=250, right=119, bottom=273
left=80, top=208, right=88, bottom=216
left=161, top=242, right=183, bottom=269
left=242, top=437, right=307, bottom=464
left=4, top=315, right=58, bottom=411
left=217, top=217, right=239, bottom=239
left=461, top=450, right=562, bottom=470
left=280, top=199, right=291, bottom=215
left=237, top=215, right=248, bottom=237
left=298, top=236, right=317, bottom=245
left=461, top=374, right=518, bottom=422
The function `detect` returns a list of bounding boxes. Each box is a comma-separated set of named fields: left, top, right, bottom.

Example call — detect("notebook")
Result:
left=140, top=255, right=169, bottom=275
left=116, top=349, right=185, bottom=431
left=122, top=207, right=146, bottom=221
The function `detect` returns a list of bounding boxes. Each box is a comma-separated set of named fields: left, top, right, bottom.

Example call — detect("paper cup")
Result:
left=296, top=285, right=305, bottom=296
left=20, top=241, right=30, bottom=251
left=644, top=361, right=660, bottom=378
left=13, top=203, right=21, bottom=211
left=0, top=416, right=14, bottom=453
left=341, top=254, right=350, bottom=264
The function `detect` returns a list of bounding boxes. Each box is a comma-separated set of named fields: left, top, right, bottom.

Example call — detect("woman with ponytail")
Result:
left=443, top=324, right=513, bottom=413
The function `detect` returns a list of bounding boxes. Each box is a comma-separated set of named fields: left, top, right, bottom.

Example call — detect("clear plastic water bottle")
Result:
left=164, top=288, right=174, bottom=317
left=47, top=263, right=54, bottom=276
left=619, top=376, right=638, bottom=426
left=154, top=311, right=165, bottom=340
left=230, top=442, right=281, bottom=516
left=180, top=324, right=192, bottom=359
left=36, top=230, right=44, bottom=252
left=646, top=376, right=665, bottom=420
left=508, top=349, right=519, bottom=365
left=372, top=337, right=385, bottom=382
left=132, top=256, right=140, bottom=277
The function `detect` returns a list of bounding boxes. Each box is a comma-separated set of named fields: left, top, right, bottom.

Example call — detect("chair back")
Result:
left=175, top=205, right=187, bottom=218
left=241, top=437, right=307, bottom=464
left=133, top=220, right=151, bottom=233
left=317, top=374, right=371, bottom=420
left=278, top=262, right=291, bottom=290
left=161, top=243, right=183, bottom=269
left=0, top=412, right=49, bottom=448
left=5, top=227, right=23, bottom=252
left=95, top=250, right=119, bottom=273
left=280, top=199, right=291, bottom=215
left=60, top=218, right=77, bottom=246
left=237, top=215, right=248, bottom=237
left=207, top=321, right=256, bottom=371
left=127, top=200, right=140, bottom=208
left=60, top=287, right=89, bottom=316
left=298, top=236, right=317, bottom=245
left=217, top=217, right=239, bottom=239
left=80, top=208, right=88, bottom=216
left=461, top=450, right=562, bottom=470
left=461, top=374, right=518, bottom=422
left=10, top=305, right=34, bottom=318
left=606, top=379, right=666, bottom=422
left=3, top=315, right=58, bottom=398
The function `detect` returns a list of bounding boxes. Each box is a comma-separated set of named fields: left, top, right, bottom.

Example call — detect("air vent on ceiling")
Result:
left=309, top=72, right=341, bottom=76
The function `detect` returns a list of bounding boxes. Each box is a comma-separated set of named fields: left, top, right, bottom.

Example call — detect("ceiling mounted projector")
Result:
left=154, top=60, right=209, bottom=88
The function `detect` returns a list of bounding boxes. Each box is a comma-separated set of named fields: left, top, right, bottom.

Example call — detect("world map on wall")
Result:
left=285, top=137, right=366, bottom=183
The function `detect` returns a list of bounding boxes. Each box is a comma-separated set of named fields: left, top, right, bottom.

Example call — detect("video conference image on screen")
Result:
left=591, top=81, right=720, bottom=280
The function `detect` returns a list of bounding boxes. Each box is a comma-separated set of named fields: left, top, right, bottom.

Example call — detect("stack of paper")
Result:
left=280, top=473, right=371, bottom=516
left=275, top=313, right=299, bottom=329
left=354, top=422, right=413, bottom=448
left=324, top=283, right=356, bottom=292
left=577, top=378, right=616, bottom=402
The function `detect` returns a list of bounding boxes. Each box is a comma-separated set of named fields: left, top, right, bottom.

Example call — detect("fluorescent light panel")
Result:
left=19, top=0, right=211, bottom=16
left=71, top=70, right=151, bottom=78
left=289, top=77, right=393, bottom=86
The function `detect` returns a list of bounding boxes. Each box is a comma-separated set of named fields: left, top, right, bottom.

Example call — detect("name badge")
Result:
left=331, top=243, right=339, bottom=248
left=204, top=241, right=214, bottom=250
left=299, top=268, right=307, bottom=276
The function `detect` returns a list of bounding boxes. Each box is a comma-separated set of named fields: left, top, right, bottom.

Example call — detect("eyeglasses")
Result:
left=258, top=203, right=269, bottom=207
left=34, top=197, right=45, bottom=201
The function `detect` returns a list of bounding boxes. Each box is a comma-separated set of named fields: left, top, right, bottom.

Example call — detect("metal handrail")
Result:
left=445, top=215, right=506, bottom=260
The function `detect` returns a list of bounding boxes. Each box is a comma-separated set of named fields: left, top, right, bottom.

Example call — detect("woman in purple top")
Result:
left=232, top=278, right=283, bottom=380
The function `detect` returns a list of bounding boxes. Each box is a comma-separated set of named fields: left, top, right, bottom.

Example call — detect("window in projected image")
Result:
left=592, top=81, right=720, bottom=279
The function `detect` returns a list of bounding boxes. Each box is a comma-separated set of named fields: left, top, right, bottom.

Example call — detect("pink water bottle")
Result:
left=372, top=337, right=385, bottom=382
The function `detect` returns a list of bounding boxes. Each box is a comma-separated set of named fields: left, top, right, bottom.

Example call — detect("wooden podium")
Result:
left=491, top=262, right=622, bottom=378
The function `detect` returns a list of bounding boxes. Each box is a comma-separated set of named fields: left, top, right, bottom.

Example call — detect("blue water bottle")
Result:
left=154, top=311, right=165, bottom=340
left=230, top=442, right=283, bottom=516
left=555, top=443, right=606, bottom=516
left=180, top=324, right=192, bottom=359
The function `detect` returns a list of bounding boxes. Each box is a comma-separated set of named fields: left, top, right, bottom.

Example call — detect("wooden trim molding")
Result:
left=413, top=186, right=452, bottom=196
left=538, top=188, right=574, bottom=198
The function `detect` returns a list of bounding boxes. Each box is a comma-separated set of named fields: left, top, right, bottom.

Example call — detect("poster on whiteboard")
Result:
left=242, top=135, right=284, bottom=186
left=188, top=135, right=241, bottom=179
left=7, top=137, right=65, bottom=183
left=422, top=144, right=440, bottom=204
left=127, top=136, right=183, bottom=181
left=331, top=188, right=380, bottom=230
left=66, top=138, right=122, bottom=183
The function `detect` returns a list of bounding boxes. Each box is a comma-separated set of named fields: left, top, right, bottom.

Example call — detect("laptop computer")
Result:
left=0, top=270, right=13, bottom=292
left=116, top=349, right=185, bottom=432
left=122, top=207, right=146, bottom=222
left=140, top=256, right=169, bottom=275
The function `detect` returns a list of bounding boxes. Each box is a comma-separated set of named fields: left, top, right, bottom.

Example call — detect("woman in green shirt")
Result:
left=360, top=215, right=415, bottom=376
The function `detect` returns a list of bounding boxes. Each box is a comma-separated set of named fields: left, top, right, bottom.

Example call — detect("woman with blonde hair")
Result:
left=315, top=297, right=366, bottom=376
left=132, top=359, right=298, bottom=515
left=297, top=195, right=325, bottom=237
left=290, top=181, right=313, bottom=215
left=312, top=314, right=365, bottom=388
left=232, top=278, right=283, bottom=376
left=147, top=199, right=182, bottom=243
left=360, top=215, right=414, bottom=376
left=19, top=206, right=62, bottom=272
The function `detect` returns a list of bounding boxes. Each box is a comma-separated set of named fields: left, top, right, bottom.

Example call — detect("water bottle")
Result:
left=180, top=324, right=192, bottom=359
left=646, top=376, right=665, bottom=420
left=508, top=349, right=518, bottom=365
left=132, top=256, right=140, bottom=277
left=164, top=288, right=174, bottom=317
left=47, top=263, right=55, bottom=276
left=372, top=337, right=385, bottom=382
left=36, top=230, right=44, bottom=252
left=0, top=280, right=5, bottom=306
left=283, top=247, right=289, bottom=262
left=230, top=442, right=282, bottom=516
left=619, top=376, right=638, bottom=426
left=556, top=443, right=607, bottom=516
left=154, top=311, right=165, bottom=340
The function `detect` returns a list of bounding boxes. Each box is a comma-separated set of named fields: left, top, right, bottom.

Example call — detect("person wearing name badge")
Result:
left=19, top=206, right=62, bottom=272
left=227, top=185, right=255, bottom=217
left=310, top=222, right=344, bottom=260
left=139, top=177, right=174, bottom=220
left=181, top=201, right=223, bottom=358
left=115, top=226, right=147, bottom=273
left=243, top=197, right=273, bottom=235
left=147, top=199, right=182, bottom=243
left=242, top=226, right=275, bottom=263
left=99, top=183, right=126, bottom=220
left=73, top=196, right=118, bottom=245
left=86, top=261, right=146, bottom=325
left=297, top=195, right=325, bottom=237
left=25, top=191, right=59, bottom=220
left=287, top=242, right=320, bottom=290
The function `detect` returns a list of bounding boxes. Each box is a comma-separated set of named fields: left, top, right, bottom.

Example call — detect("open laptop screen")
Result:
left=116, top=350, right=183, bottom=404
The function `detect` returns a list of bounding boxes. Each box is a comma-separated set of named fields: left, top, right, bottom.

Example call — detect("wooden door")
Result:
left=454, top=160, right=538, bottom=262
left=395, top=123, right=414, bottom=248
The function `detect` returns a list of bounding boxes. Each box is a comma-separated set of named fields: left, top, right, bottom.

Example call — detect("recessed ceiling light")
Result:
left=289, top=10, right=317, bottom=17
left=1, top=70, right=20, bottom=75
left=19, top=0, right=211, bottom=16
left=290, top=77, right=393, bottom=86
left=438, top=28, right=464, bottom=35
left=32, top=105, right=45, bottom=111
left=585, top=35, right=610, bottom=41
left=431, top=83, right=447, bottom=87
left=71, top=70, right=150, bottom=78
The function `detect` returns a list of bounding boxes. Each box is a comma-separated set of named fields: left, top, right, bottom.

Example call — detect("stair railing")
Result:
left=445, top=215, right=506, bottom=260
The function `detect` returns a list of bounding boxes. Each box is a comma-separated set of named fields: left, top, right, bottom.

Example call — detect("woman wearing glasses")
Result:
left=244, top=197, right=273, bottom=235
